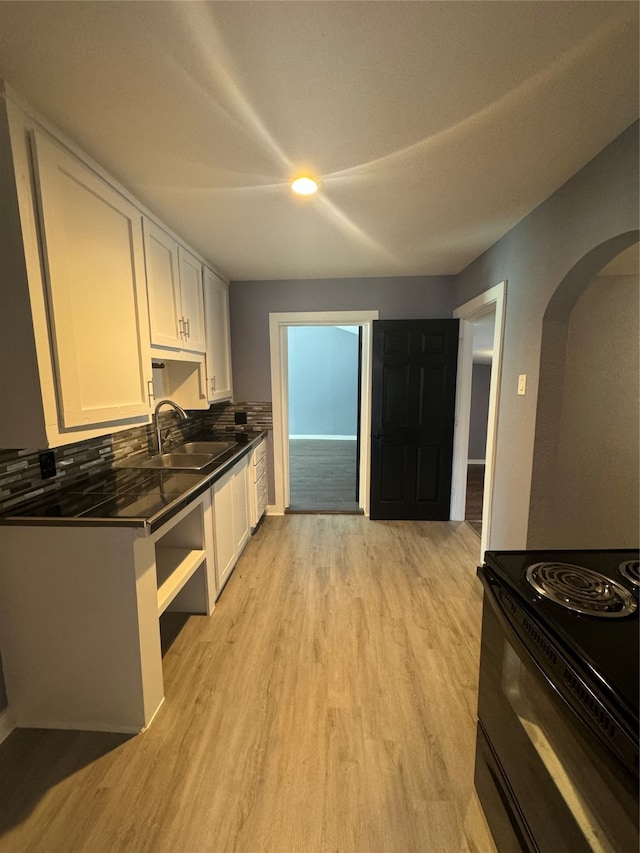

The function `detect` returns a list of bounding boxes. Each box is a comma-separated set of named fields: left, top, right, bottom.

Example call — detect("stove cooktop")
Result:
left=483, top=549, right=640, bottom=724
left=525, top=560, right=637, bottom=617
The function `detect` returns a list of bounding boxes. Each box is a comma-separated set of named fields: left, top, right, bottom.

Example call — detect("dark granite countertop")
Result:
left=0, top=431, right=267, bottom=533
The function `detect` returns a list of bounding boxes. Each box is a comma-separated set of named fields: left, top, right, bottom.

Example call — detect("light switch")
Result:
left=518, top=374, right=527, bottom=395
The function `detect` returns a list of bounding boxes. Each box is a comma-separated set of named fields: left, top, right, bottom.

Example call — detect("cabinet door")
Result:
left=143, top=220, right=181, bottom=349
left=177, top=247, right=206, bottom=353
left=31, top=131, right=152, bottom=428
left=203, top=266, right=233, bottom=402
left=232, top=457, right=250, bottom=554
left=212, top=470, right=236, bottom=591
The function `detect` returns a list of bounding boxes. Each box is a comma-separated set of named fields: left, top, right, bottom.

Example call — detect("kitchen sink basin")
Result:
left=125, top=440, right=237, bottom=472
left=173, top=441, right=236, bottom=457
left=138, top=452, right=217, bottom=471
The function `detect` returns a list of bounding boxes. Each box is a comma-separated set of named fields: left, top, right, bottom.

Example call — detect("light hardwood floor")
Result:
left=0, top=516, right=495, bottom=853
left=465, top=464, right=485, bottom=538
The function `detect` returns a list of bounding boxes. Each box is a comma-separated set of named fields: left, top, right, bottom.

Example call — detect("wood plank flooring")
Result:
left=465, top=465, right=485, bottom=538
left=289, top=440, right=359, bottom=512
left=0, top=516, right=495, bottom=853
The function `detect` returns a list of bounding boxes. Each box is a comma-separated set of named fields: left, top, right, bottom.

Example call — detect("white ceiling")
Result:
left=0, top=1, right=637, bottom=282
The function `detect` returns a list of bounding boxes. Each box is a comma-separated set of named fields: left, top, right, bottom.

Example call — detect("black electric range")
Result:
left=483, top=548, right=639, bottom=727
left=475, top=548, right=639, bottom=853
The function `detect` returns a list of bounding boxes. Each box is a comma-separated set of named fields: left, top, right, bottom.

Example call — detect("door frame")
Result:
left=450, top=281, right=507, bottom=558
left=269, top=310, right=379, bottom=516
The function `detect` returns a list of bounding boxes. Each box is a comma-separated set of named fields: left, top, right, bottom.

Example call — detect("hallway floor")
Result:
left=0, top=516, right=495, bottom=853
left=465, top=464, right=485, bottom=538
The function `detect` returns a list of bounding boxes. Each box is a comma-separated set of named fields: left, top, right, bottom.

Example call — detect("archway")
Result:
left=528, top=230, right=639, bottom=547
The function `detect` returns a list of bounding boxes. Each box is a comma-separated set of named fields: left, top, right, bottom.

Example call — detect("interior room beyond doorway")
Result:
left=464, top=312, right=495, bottom=538
left=287, top=325, right=361, bottom=513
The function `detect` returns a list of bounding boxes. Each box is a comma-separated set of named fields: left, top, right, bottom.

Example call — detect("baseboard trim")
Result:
left=266, top=504, right=283, bottom=516
left=289, top=435, right=357, bottom=441
left=468, top=459, right=486, bottom=466
left=0, top=707, right=16, bottom=744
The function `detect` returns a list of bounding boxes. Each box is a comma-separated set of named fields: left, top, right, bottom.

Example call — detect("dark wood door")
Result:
left=370, top=319, right=459, bottom=520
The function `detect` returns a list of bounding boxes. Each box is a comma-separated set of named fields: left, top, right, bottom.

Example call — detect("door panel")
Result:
left=203, top=266, right=233, bottom=401
left=143, top=220, right=181, bottom=349
left=177, top=247, right=206, bottom=353
left=31, top=130, right=152, bottom=429
left=417, top=445, right=440, bottom=502
left=370, top=320, right=458, bottom=520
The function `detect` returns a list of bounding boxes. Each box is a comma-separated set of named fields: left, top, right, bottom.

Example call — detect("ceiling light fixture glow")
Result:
left=291, top=176, right=319, bottom=196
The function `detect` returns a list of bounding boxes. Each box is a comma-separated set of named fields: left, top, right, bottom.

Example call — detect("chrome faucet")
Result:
left=153, top=399, right=188, bottom=454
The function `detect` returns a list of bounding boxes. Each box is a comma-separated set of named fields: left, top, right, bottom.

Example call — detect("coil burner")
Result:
left=619, top=560, right=640, bottom=589
left=526, top=562, right=637, bottom=618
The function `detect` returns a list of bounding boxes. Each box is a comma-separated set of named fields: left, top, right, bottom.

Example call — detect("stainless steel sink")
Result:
left=174, top=441, right=236, bottom=457
left=126, top=440, right=237, bottom=472
left=139, top=453, right=217, bottom=471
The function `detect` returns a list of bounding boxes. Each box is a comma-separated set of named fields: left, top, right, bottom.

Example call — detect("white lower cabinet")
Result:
left=0, top=437, right=265, bottom=734
left=249, top=438, right=268, bottom=530
left=212, top=454, right=250, bottom=594
left=0, top=490, right=215, bottom=733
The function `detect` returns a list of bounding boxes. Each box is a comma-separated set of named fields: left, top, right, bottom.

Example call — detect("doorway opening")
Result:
left=464, top=314, right=496, bottom=538
left=451, top=281, right=507, bottom=559
left=287, top=325, right=361, bottom=512
left=269, top=310, right=378, bottom=516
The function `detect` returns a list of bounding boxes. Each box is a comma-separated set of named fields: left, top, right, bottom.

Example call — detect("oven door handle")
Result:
left=478, top=566, right=638, bottom=778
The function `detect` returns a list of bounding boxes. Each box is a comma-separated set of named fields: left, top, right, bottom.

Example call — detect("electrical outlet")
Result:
left=234, top=410, right=248, bottom=425
left=39, top=450, right=57, bottom=479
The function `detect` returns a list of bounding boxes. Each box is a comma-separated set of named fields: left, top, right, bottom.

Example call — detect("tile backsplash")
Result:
left=0, top=401, right=272, bottom=515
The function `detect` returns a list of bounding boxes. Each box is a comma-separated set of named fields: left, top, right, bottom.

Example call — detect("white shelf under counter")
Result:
left=0, top=488, right=215, bottom=734
left=156, top=547, right=207, bottom=615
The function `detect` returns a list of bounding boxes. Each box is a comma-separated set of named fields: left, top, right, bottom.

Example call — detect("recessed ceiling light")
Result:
left=291, top=176, right=319, bottom=196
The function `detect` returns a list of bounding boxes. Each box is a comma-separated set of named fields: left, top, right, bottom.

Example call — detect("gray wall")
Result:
left=288, top=326, right=358, bottom=436
left=454, top=121, right=639, bottom=549
left=228, top=123, right=638, bottom=545
left=468, top=363, right=491, bottom=461
left=536, top=271, right=639, bottom=547
left=229, top=276, right=455, bottom=505
left=229, top=276, right=455, bottom=400
left=229, top=276, right=455, bottom=402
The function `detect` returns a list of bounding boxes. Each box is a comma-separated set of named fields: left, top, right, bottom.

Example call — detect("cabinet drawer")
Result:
left=253, top=440, right=266, bottom=466
left=254, top=455, right=267, bottom=483
left=257, top=478, right=268, bottom=511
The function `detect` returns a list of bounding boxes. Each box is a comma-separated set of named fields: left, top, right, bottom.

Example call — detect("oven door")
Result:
left=475, top=568, right=639, bottom=853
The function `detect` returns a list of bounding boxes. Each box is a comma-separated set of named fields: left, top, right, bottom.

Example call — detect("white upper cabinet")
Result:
left=143, top=220, right=182, bottom=349
left=0, top=88, right=225, bottom=448
left=143, top=218, right=206, bottom=354
left=177, top=247, right=206, bottom=352
left=203, top=266, right=233, bottom=402
left=31, top=130, right=152, bottom=430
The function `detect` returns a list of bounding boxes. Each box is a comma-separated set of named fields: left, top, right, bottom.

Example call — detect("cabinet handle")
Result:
left=178, top=317, right=185, bottom=338
left=185, top=317, right=190, bottom=338
left=212, top=376, right=216, bottom=392
left=147, top=379, right=155, bottom=406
